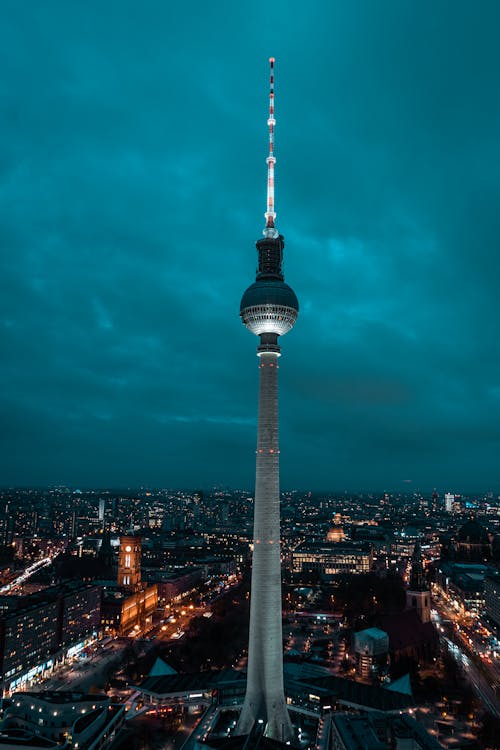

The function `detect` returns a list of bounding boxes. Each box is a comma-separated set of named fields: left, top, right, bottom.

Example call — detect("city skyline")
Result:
left=2, top=3, right=500, bottom=490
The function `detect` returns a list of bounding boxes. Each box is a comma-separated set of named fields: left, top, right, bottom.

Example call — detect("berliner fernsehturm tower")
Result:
left=236, top=58, right=298, bottom=743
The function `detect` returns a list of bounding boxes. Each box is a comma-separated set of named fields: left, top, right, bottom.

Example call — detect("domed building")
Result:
left=455, top=516, right=491, bottom=562
left=326, top=525, right=346, bottom=543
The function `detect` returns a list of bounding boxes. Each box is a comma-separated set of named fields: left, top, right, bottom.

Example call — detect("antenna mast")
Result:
left=264, top=57, right=278, bottom=238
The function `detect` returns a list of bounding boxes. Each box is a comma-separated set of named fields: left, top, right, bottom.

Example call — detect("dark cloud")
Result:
left=1, top=1, right=500, bottom=490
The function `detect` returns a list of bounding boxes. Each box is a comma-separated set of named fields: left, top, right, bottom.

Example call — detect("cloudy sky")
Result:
left=1, top=1, right=500, bottom=491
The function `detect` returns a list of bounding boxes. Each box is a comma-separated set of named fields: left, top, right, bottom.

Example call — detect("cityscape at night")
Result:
left=2, top=2, right=500, bottom=750
left=0, top=487, right=499, bottom=749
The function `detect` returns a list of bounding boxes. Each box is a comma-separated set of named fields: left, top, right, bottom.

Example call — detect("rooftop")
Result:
left=0, top=730, right=57, bottom=748
left=136, top=668, right=247, bottom=696
left=135, top=669, right=413, bottom=713
left=203, top=734, right=287, bottom=750
left=332, top=714, right=386, bottom=750
left=295, top=541, right=372, bottom=554
left=18, top=691, right=108, bottom=705
left=293, top=674, right=414, bottom=712
left=73, top=707, right=104, bottom=734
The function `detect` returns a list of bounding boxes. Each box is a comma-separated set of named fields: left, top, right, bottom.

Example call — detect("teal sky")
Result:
left=1, top=1, right=500, bottom=491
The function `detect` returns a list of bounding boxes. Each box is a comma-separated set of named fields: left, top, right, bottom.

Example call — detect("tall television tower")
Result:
left=237, top=58, right=298, bottom=743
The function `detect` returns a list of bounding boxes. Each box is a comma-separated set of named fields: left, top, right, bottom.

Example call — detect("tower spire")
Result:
left=406, top=540, right=431, bottom=623
left=409, top=540, right=426, bottom=591
left=264, top=57, right=278, bottom=239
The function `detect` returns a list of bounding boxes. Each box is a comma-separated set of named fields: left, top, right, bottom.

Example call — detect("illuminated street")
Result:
left=432, top=593, right=500, bottom=718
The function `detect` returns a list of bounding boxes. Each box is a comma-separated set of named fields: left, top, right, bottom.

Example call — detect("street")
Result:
left=432, top=595, right=500, bottom=718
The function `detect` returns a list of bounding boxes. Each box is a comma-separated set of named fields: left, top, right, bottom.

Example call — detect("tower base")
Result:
left=237, top=693, right=294, bottom=743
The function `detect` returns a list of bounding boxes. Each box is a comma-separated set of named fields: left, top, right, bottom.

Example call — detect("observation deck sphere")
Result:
left=240, top=279, right=298, bottom=336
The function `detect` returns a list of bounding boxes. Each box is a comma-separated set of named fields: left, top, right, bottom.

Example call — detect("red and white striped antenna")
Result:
left=264, top=57, right=278, bottom=238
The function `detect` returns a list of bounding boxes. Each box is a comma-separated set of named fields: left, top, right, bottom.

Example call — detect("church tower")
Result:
left=406, top=541, right=431, bottom=623
left=118, top=535, right=141, bottom=590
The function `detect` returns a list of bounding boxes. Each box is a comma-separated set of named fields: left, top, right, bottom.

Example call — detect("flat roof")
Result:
left=332, top=714, right=386, bottom=750
left=292, top=674, right=414, bottom=712
left=0, top=731, right=57, bottom=748
left=135, top=669, right=413, bottom=712
left=17, top=691, right=108, bottom=705
left=295, top=542, right=372, bottom=553
left=135, top=668, right=246, bottom=696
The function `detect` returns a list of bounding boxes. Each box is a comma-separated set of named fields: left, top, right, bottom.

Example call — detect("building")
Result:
left=326, top=526, right=346, bottom=543
left=353, top=628, right=389, bottom=679
left=376, top=610, right=439, bottom=670
left=144, top=567, right=204, bottom=606
left=134, top=667, right=414, bottom=717
left=435, top=559, right=491, bottom=615
left=292, top=542, right=373, bottom=579
left=0, top=582, right=100, bottom=695
left=485, top=570, right=500, bottom=630
left=448, top=572, right=485, bottom=616
left=0, top=596, right=59, bottom=694
left=1, top=690, right=125, bottom=750
left=98, top=498, right=105, bottom=524
left=444, top=493, right=454, bottom=513
left=330, top=712, right=442, bottom=750
left=70, top=510, right=77, bottom=539
left=406, top=541, right=431, bottom=623
left=101, top=584, right=158, bottom=637
left=331, top=713, right=386, bottom=750
left=117, top=535, right=141, bottom=589
left=454, top=516, right=491, bottom=562
left=57, top=581, right=101, bottom=650
left=236, top=58, right=298, bottom=743
left=100, top=535, right=158, bottom=636
left=0, top=509, right=15, bottom=558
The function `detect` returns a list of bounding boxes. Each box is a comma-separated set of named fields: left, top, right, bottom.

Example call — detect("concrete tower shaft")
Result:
left=237, top=349, right=293, bottom=741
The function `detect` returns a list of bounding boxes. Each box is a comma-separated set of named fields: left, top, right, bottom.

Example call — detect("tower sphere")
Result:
left=240, top=279, right=298, bottom=336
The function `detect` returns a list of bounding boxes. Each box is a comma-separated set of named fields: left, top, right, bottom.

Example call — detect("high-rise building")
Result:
left=69, top=509, right=77, bottom=539
left=484, top=570, right=500, bottom=629
left=431, top=489, right=439, bottom=511
left=236, top=58, right=298, bottom=743
left=0, top=509, right=14, bottom=557
left=444, top=492, right=454, bottom=513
